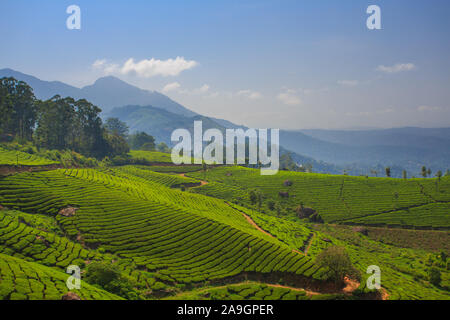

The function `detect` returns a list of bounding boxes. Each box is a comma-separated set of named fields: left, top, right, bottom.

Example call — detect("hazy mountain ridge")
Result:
left=2, top=68, right=448, bottom=176
left=0, top=68, right=197, bottom=117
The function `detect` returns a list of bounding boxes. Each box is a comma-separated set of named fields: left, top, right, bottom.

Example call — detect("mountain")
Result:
left=281, top=129, right=450, bottom=175
left=0, top=69, right=197, bottom=117
left=0, top=68, right=81, bottom=99
left=107, top=105, right=340, bottom=174
left=107, top=105, right=225, bottom=146
left=301, top=127, right=450, bottom=149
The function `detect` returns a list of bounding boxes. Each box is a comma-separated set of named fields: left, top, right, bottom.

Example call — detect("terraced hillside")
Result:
left=187, top=166, right=450, bottom=228
left=0, top=168, right=327, bottom=295
left=0, top=147, right=58, bottom=166
left=0, top=253, right=121, bottom=300
left=0, top=156, right=448, bottom=300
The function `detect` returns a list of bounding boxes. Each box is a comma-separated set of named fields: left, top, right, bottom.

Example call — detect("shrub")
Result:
left=85, top=261, right=137, bottom=299
left=267, top=200, right=275, bottom=211
left=315, top=246, right=360, bottom=284
left=428, top=267, right=441, bottom=286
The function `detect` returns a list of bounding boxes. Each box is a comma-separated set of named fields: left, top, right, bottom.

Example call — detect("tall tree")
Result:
left=104, top=118, right=129, bottom=138
left=128, top=132, right=155, bottom=150
left=0, top=77, right=36, bottom=141
left=385, top=167, right=391, bottom=178
left=421, top=166, right=427, bottom=178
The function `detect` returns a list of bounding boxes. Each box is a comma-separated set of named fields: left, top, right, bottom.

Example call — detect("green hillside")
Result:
left=0, top=253, right=121, bottom=300
left=0, top=147, right=58, bottom=166
left=0, top=159, right=448, bottom=300
left=187, top=166, right=450, bottom=229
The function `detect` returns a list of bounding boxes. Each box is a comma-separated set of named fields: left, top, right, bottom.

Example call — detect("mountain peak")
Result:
left=92, top=75, right=130, bottom=87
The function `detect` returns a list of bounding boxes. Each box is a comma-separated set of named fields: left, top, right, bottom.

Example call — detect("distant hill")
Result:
left=0, top=68, right=197, bottom=117
left=281, top=128, right=450, bottom=175
left=3, top=68, right=447, bottom=176
left=107, top=105, right=339, bottom=174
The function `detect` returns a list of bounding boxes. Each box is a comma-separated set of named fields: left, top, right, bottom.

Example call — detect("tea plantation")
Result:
left=0, top=152, right=448, bottom=300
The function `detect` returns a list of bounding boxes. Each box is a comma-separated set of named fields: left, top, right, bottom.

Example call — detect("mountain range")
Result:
left=0, top=68, right=196, bottom=117
left=1, top=68, right=449, bottom=176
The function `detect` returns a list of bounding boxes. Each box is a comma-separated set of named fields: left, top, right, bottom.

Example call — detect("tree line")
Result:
left=0, top=77, right=145, bottom=159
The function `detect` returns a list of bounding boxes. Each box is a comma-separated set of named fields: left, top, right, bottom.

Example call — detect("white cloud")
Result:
left=338, top=80, right=359, bottom=87
left=93, top=57, right=198, bottom=78
left=195, top=84, right=210, bottom=94
left=377, top=63, right=416, bottom=74
left=92, top=59, right=119, bottom=74
left=162, top=82, right=181, bottom=93
left=121, top=57, right=198, bottom=77
left=92, top=59, right=106, bottom=68
left=237, top=89, right=262, bottom=100
left=417, top=105, right=442, bottom=112
left=277, top=90, right=301, bottom=106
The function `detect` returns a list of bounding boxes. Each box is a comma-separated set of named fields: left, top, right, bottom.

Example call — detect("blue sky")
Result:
left=1, top=0, right=449, bottom=129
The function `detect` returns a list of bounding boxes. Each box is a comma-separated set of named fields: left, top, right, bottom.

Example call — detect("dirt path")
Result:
left=179, top=173, right=208, bottom=186
left=342, top=277, right=360, bottom=294
left=269, top=283, right=320, bottom=296
left=171, top=281, right=321, bottom=298
left=303, top=233, right=316, bottom=256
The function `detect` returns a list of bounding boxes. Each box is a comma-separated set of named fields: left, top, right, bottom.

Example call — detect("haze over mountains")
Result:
left=1, top=68, right=449, bottom=176
left=0, top=68, right=196, bottom=117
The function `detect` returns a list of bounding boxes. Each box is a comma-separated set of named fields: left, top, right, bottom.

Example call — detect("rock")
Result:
left=283, top=180, right=293, bottom=187
left=297, top=206, right=316, bottom=219
left=353, top=226, right=369, bottom=236
left=278, top=191, right=289, bottom=198
left=62, top=292, right=81, bottom=300
left=322, top=238, right=332, bottom=243
left=58, top=206, right=79, bottom=217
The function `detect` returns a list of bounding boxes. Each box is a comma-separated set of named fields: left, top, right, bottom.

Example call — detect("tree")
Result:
left=35, top=96, right=107, bottom=158
left=104, top=117, right=129, bottom=138
left=202, top=162, right=207, bottom=180
left=427, top=168, right=432, bottom=177
left=402, top=170, right=407, bottom=179
left=105, top=133, right=130, bottom=156
left=85, top=261, right=136, bottom=299
left=257, top=192, right=262, bottom=212
left=128, top=132, right=155, bottom=150
left=267, top=200, right=275, bottom=211
left=428, top=267, right=441, bottom=287
left=0, top=77, right=37, bottom=141
left=315, top=246, right=360, bottom=284
left=249, top=190, right=257, bottom=205
left=436, top=170, right=442, bottom=182
left=141, top=142, right=155, bottom=151
left=421, top=166, right=427, bottom=178
left=275, top=202, right=282, bottom=217
left=157, top=142, right=170, bottom=153
left=385, top=167, right=391, bottom=178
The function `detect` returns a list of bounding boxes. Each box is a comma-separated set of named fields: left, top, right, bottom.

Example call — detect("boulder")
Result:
left=278, top=191, right=289, bottom=198
left=62, top=292, right=81, bottom=300
left=58, top=206, right=79, bottom=217
left=283, top=180, right=293, bottom=187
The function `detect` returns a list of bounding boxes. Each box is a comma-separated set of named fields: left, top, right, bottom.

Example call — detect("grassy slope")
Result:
left=187, top=166, right=450, bottom=228
left=0, top=162, right=448, bottom=300
left=0, top=252, right=121, bottom=300
left=0, top=168, right=326, bottom=297
left=0, top=147, right=58, bottom=166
